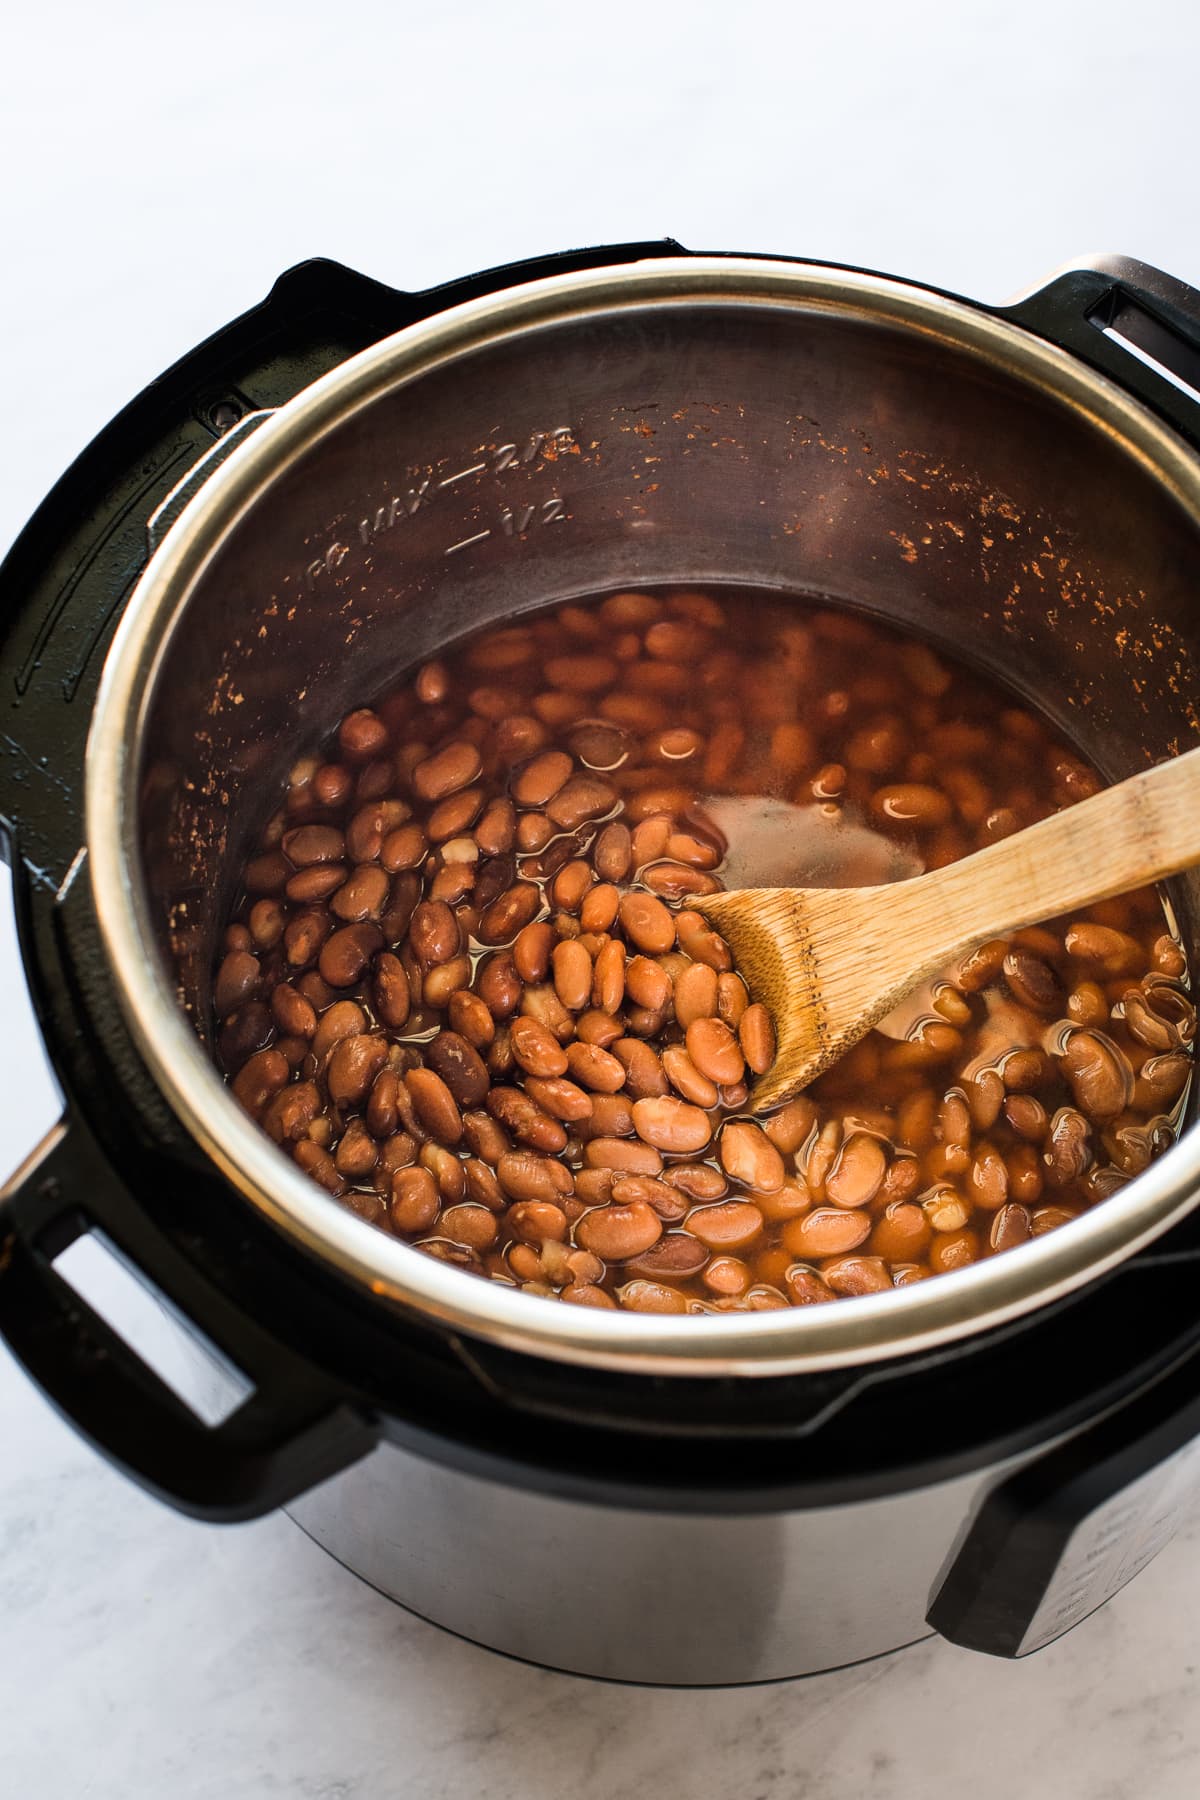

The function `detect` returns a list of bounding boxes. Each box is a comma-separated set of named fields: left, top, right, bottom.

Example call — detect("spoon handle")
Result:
left=924, top=742, right=1200, bottom=947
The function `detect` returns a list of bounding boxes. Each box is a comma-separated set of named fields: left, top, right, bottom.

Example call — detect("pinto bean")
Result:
left=510, top=1017, right=570, bottom=1078
left=990, top=1203, right=1032, bottom=1252
left=478, top=882, right=541, bottom=945
left=425, top=1031, right=491, bottom=1107
left=684, top=1017, right=744, bottom=1086
left=870, top=783, right=951, bottom=828
left=408, top=900, right=460, bottom=965
left=327, top=1034, right=388, bottom=1108
left=1045, top=1107, right=1092, bottom=1186
left=685, top=1201, right=765, bottom=1251
left=405, top=1069, right=464, bottom=1144
left=631, top=1097, right=712, bottom=1154
left=719, top=1121, right=785, bottom=1193
left=412, top=740, right=482, bottom=802
left=319, top=922, right=383, bottom=987
left=577, top=1200, right=662, bottom=1260
left=486, top=1086, right=568, bottom=1153
left=546, top=774, right=616, bottom=830
left=1060, top=1030, right=1134, bottom=1122
left=231, top=1047, right=290, bottom=1118
left=825, top=1134, right=887, bottom=1209
left=661, top=1046, right=720, bottom=1108
left=512, top=749, right=574, bottom=807
left=262, top=1081, right=321, bottom=1145
left=582, top=1137, right=664, bottom=1175
left=553, top=938, right=594, bottom=1011
left=782, top=1207, right=870, bottom=1258
left=624, top=1232, right=709, bottom=1280
left=214, top=949, right=261, bottom=1017
left=618, top=891, right=676, bottom=954
left=564, top=1041, right=626, bottom=1092
left=611, top=1038, right=668, bottom=1098
left=738, top=1004, right=776, bottom=1074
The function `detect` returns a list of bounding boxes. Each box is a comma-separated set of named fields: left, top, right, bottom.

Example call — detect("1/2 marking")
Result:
left=446, top=496, right=568, bottom=556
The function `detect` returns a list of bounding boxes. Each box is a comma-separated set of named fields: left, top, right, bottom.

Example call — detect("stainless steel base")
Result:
left=286, top=1439, right=1012, bottom=1684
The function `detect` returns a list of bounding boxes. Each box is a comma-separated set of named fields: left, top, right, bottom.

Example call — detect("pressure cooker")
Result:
left=3, top=243, right=1200, bottom=1684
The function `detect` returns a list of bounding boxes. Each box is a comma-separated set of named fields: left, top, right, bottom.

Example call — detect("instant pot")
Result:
left=4, top=243, right=1200, bottom=1684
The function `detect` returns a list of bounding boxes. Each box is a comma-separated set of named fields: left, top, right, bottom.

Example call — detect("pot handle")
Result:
left=0, top=1115, right=378, bottom=1521
left=1001, top=255, right=1200, bottom=446
left=927, top=1324, right=1200, bottom=1656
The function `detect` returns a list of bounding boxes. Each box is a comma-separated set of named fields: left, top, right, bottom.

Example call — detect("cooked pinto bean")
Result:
left=425, top=1031, right=491, bottom=1108
left=327, top=1034, right=388, bottom=1108
left=214, top=949, right=261, bottom=1017
left=486, top=1086, right=568, bottom=1153
left=719, top=1122, right=785, bottom=1193
left=512, top=749, right=574, bottom=807
left=738, top=1004, right=775, bottom=1074
left=684, top=1017, right=745, bottom=1086
left=825, top=1134, right=887, bottom=1209
left=478, top=881, right=541, bottom=945
left=411, top=740, right=482, bottom=802
left=686, top=1201, right=765, bottom=1251
left=405, top=1069, right=464, bottom=1144
left=618, top=891, right=676, bottom=954
left=221, top=586, right=1190, bottom=1311
left=576, top=1201, right=662, bottom=1260
left=631, top=1097, right=713, bottom=1154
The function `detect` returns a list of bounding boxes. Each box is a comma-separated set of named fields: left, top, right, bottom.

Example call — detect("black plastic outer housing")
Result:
left=3, top=242, right=1200, bottom=1568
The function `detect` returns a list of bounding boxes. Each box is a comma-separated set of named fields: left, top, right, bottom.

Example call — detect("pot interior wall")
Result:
left=135, top=298, right=1200, bottom=1031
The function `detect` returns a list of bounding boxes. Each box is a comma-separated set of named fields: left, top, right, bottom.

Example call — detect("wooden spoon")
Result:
left=693, top=745, right=1200, bottom=1112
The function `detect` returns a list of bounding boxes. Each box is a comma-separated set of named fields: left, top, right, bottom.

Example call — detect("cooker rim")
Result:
left=85, top=254, right=1200, bottom=1377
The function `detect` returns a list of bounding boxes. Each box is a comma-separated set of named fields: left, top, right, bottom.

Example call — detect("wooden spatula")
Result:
left=693, top=745, right=1200, bottom=1112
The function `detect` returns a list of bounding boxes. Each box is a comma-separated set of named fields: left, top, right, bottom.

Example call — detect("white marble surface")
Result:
left=5, top=2, right=1200, bottom=1793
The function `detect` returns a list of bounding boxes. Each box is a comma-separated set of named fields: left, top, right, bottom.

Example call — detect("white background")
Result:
left=3, top=4, right=1200, bottom=1795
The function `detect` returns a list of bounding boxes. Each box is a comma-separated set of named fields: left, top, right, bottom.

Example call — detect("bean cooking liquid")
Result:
left=215, top=589, right=1195, bottom=1313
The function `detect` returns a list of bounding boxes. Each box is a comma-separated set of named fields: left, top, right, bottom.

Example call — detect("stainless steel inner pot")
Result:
left=86, top=256, right=1200, bottom=1377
